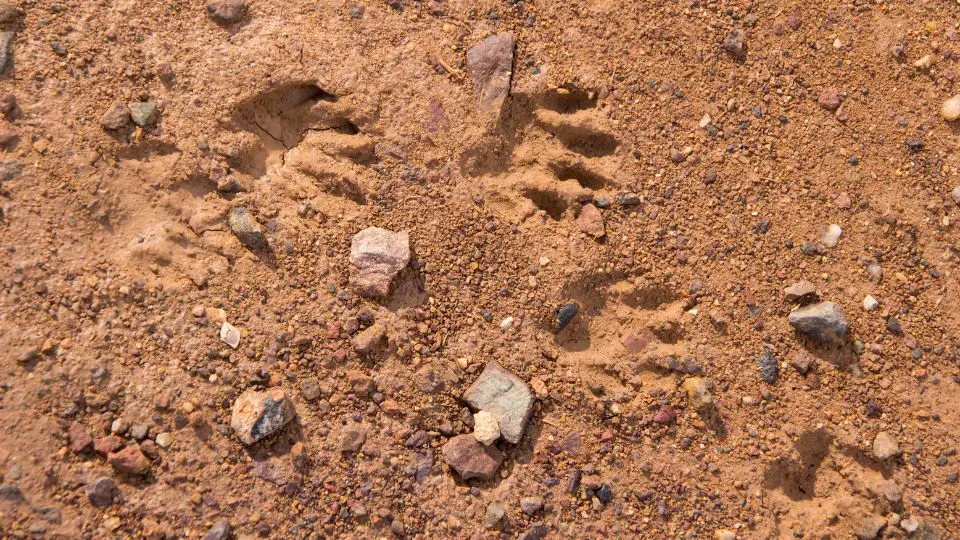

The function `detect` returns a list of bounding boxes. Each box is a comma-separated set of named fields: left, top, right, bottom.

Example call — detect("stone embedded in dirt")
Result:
left=682, top=377, right=715, bottom=413
left=821, top=224, right=842, bottom=248
left=340, top=423, right=366, bottom=453
left=520, top=496, right=543, bottom=516
left=866, top=261, right=883, bottom=283
left=714, top=530, right=737, bottom=540
left=789, top=352, right=814, bottom=375
left=721, top=29, right=746, bottom=61
left=855, top=515, right=886, bottom=540
left=756, top=352, right=779, bottom=384
left=554, top=303, right=578, bottom=332
left=101, top=102, right=130, bottom=130
left=0, top=93, right=14, bottom=118
left=473, top=410, right=501, bottom=446
left=352, top=323, right=386, bottom=354
left=0, top=31, right=13, bottom=76
left=219, top=321, right=240, bottom=348
left=83, top=478, right=115, bottom=508
left=900, top=518, right=919, bottom=533
left=227, top=207, right=268, bottom=251
left=207, top=0, right=247, bottom=24
left=463, top=361, right=534, bottom=444
left=484, top=501, right=505, bottom=529
left=817, top=88, right=841, bottom=111
left=107, top=445, right=150, bottom=475
left=349, top=227, right=410, bottom=297
left=68, top=423, right=93, bottom=454
left=787, top=302, right=849, bottom=345
left=0, top=483, right=23, bottom=504
left=618, top=192, right=640, bottom=205
left=128, top=102, right=158, bottom=127
left=519, top=524, right=549, bottom=540
left=873, top=431, right=900, bottom=460
left=783, top=281, right=816, bottom=301
left=94, top=435, right=123, bottom=455
left=230, top=388, right=297, bottom=445
left=653, top=404, right=677, bottom=424
left=441, top=434, right=504, bottom=481
left=300, top=378, right=322, bottom=401
left=942, top=95, right=960, bottom=122
left=202, top=520, right=232, bottom=540
left=577, top=203, right=605, bottom=237
left=863, top=295, right=879, bottom=311
left=466, top=32, right=516, bottom=112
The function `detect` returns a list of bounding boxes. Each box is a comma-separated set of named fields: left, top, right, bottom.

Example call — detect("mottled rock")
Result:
left=0, top=31, right=13, bottom=76
left=577, top=203, right=605, bottom=237
left=441, top=434, right=504, bottom=481
left=0, top=483, right=23, bottom=503
left=68, top=423, right=93, bottom=454
left=219, top=321, right=240, bottom=348
left=682, top=377, right=715, bottom=413
left=349, top=227, right=410, bottom=297
left=873, top=431, right=900, bottom=460
left=818, top=88, right=841, bottom=111
left=128, top=102, right=158, bottom=127
left=107, top=445, right=150, bottom=475
left=207, top=0, right=246, bottom=24
left=722, top=29, right=746, bottom=60
left=484, top=501, right=505, bottom=529
left=94, top=435, right=123, bottom=455
left=855, top=515, right=886, bottom=540
left=520, top=496, right=543, bottom=516
left=466, top=33, right=515, bottom=112
left=653, top=404, right=677, bottom=424
left=473, top=410, right=500, bottom=446
left=83, top=478, right=115, bottom=508
left=340, top=423, right=366, bottom=453
left=463, top=362, right=534, bottom=444
left=101, top=102, right=130, bottom=130
left=300, top=378, right=322, bottom=401
left=230, top=388, right=296, bottom=445
left=783, top=281, right=816, bottom=301
left=787, top=302, right=849, bottom=345
left=756, top=352, right=779, bottom=384
left=0, top=93, right=14, bottom=118
left=352, top=323, right=386, bottom=354
left=202, top=520, right=232, bottom=540
left=821, top=223, right=842, bottom=247
left=228, top=207, right=268, bottom=251
left=789, top=352, right=814, bottom=375
left=519, top=524, right=549, bottom=540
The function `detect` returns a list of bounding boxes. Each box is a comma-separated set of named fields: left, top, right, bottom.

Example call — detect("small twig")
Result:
left=436, top=55, right=462, bottom=78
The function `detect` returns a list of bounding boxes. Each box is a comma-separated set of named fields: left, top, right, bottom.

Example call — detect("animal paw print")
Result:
left=474, top=86, right=622, bottom=224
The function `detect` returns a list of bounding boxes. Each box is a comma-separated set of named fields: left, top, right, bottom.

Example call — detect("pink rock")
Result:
left=94, top=435, right=123, bottom=455
left=349, top=227, right=410, bottom=297
left=577, top=204, right=605, bottom=237
left=441, top=434, right=504, bottom=481
left=653, top=404, right=677, bottom=424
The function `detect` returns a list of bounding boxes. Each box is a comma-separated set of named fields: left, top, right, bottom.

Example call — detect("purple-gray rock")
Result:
left=722, top=29, right=746, bottom=61
left=349, top=227, right=410, bottom=297
left=466, top=33, right=516, bottom=112
left=756, top=352, right=779, bottom=384
left=202, top=520, right=232, bottom=540
left=230, top=388, right=296, bottom=445
left=0, top=483, right=23, bottom=504
left=463, top=362, right=534, bottom=444
left=441, top=434, right=504, bottom=481
left=83, top=478, right=115, bottom=508
left=228, top=207, right=268, bottom=251
left=207, top=0, right=246, bottom=24
left=787, top=301, right=848, bottom=345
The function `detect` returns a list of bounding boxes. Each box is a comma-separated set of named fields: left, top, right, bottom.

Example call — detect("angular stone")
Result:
left=207, top=0, right=246, bottom=24
left=101, top=102, right=130, bottom=130
left=349, top=227, right=410, bottom=297
left=787, top=301, right=849, bottom=345
left=230, top=388, right=296, bottom=445
left=855, top=515, right=886, bottom=540
left=722, top=29, right=746, bottom=60
left=442, top=434, right=503, bottom=481
left=873, top=431, right=900, bottom=460
left=576, top=203, right=605, bottom=237
left=554, top=303, right=578, bottom=332
left=219, top=321, right=240, bottom=349
left=520, top=496, right=543, bottom=516
left=340, top=423, right=366, bottom=453
left=68, top=423, right=93, bottom=454
left=484, top=501, right=505, bottom=529
left=682, top=377, right=715, bottom=413
left=756, top=352, right=779, bottom=384
left=817, top=88, right=841, bottom=111
left=94, top=435, right=123, bottom=455
left=107, top=445, right=150, bottom=475
left=783, top=281, right=816, bottom=301
left=466, top=33, right=515, bottom=112
left=352, top=323, right=386, bottom=354
left=227, top=207, right=268, bottom=251
left=463, top=362, right=533, bottom=444
left=83, top=478, right=115, bottom=508
left=128, top=102, right=158, bottom=127
left=202, top=520, right=232, bottom=540
left=0, top=31, right=13, bottom=76
left=789, top=352, right=814, bottom=375
left=472, top=410, right=500, bottom=446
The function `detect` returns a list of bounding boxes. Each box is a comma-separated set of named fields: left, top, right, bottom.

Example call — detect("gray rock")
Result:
left=484, top=501, right=505, bottom=529
left=227, top=207, right=268, bottom=251
left=0, top=31, right=13, bottom=76
left=463, top=362, right=534, bottom=444
left=0, top=483, right=23, bottom=504
left=520, top=496, right=543, bottom=516
left=101, top=102, right=130, bottom=130
left=202, top=519, right=232, bottom=540
left=349, top=227, right=410, bottom=297
left=83, top=478, right=115, bottom=508
left=855, top=515, right=886, bottom=540
left=340, top=423, right=366, bottom=453
left=128, top=102, right=158, bottom=127
left=441, top=434, right=504, bottom=481
left=787, top=301, right=849, bottom=345
left=229, top=388, right=296, bottom=445
left=519, top=524, right=549, bottom=540
left=207, top=0, right=246, bottom=24
left=466, top=33, right=515, bottom=112
left=300, top=378, right=321, bottom=401
left=756, top=352, right=779, bottom=384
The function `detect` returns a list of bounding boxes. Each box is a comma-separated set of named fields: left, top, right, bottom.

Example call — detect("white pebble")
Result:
left=863, top=295, right=879, bottom=311
left=942, top=95, right=960, bottom=122
left=473, top=411, right=501, bottom=445
left=821, top=224, right=843, bottom=248
left=220, top=322, right=241, bottom=349
left=699, top=113, right=712, bottom=128
left=951, top=185, right=960, bottom=205
left=499, top=317, right=514, bottom=331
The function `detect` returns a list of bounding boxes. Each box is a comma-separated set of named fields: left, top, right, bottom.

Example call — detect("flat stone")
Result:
left=787, top=301, right=849, bottom=345
left=68, top=423, right=93, bottom=454
left=219, top=321, right=240, bottom=348
left=855, top=515, right=886, bottom=539
left=0, top=483, right=23, bottom=504
left=107, top=445, right=150, bottom=475
left=873, top=431, right=900, bottom=460
left=94, top=435, right=123, bottom=455
left=783, top=281, right=816, bottom=301
left=352, top=323, right=386, bottom=354
left=227, top=207, right=268, bottom=251
left=441, top=434, right=504, bottom=481
left=128, top=102, right=158, bottom=127
left=576, top=203, right=605, bottom=237
left=463, top=362, right=534, bottom=444
left=756, top=352, right=779, bottom=384
left=484, top=501, right=505, bottom=529
left=230, top=388, right=296, bottom=445
left=207, top=0, right=246, bottom=24
left=466, top=32, right=515, bottom=112
left=101, top=102, right=130, bottom=130
left=340, top=423, right=366, bottom=453
left=83, top=478, right=115, bottom=508
left=202, top=520, right=232, bottom=540
left=349, top=227, right=410, bottom=297
left=473, top=410, right=500, bottom=446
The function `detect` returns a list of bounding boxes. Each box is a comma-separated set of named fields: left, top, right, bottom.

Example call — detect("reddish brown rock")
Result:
left=441, top=434, right=504, bottom=481
left=576, top=204, right=605, bottom=237
left=107, top=446, right=150, bottom=475
left=466, top=33, right=516, bottom=112
left=68, top=423, right=93, bottom=454
left=100, top=102, right=130, bottom=130
left=94, top=435, right=123, bottom=455
left=206, top=0, right=246, bottom=24
left=818, top=88, right=841, bottom=111
left=349, top=227, right=410, bottom=298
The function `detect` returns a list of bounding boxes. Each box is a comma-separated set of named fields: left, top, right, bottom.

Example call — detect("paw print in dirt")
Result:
left=465, top=86, right=624, bottom=228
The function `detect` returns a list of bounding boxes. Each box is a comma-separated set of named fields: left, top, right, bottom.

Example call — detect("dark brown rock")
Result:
left=722, top=29, right=746, bottom=61
left=441, top=434, right=504, bottom=480
left=68, top=423, right=93, bottom=454
left=101, top=102, right=130, bottom=130
left=207, top=0, right=246, bottom=24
